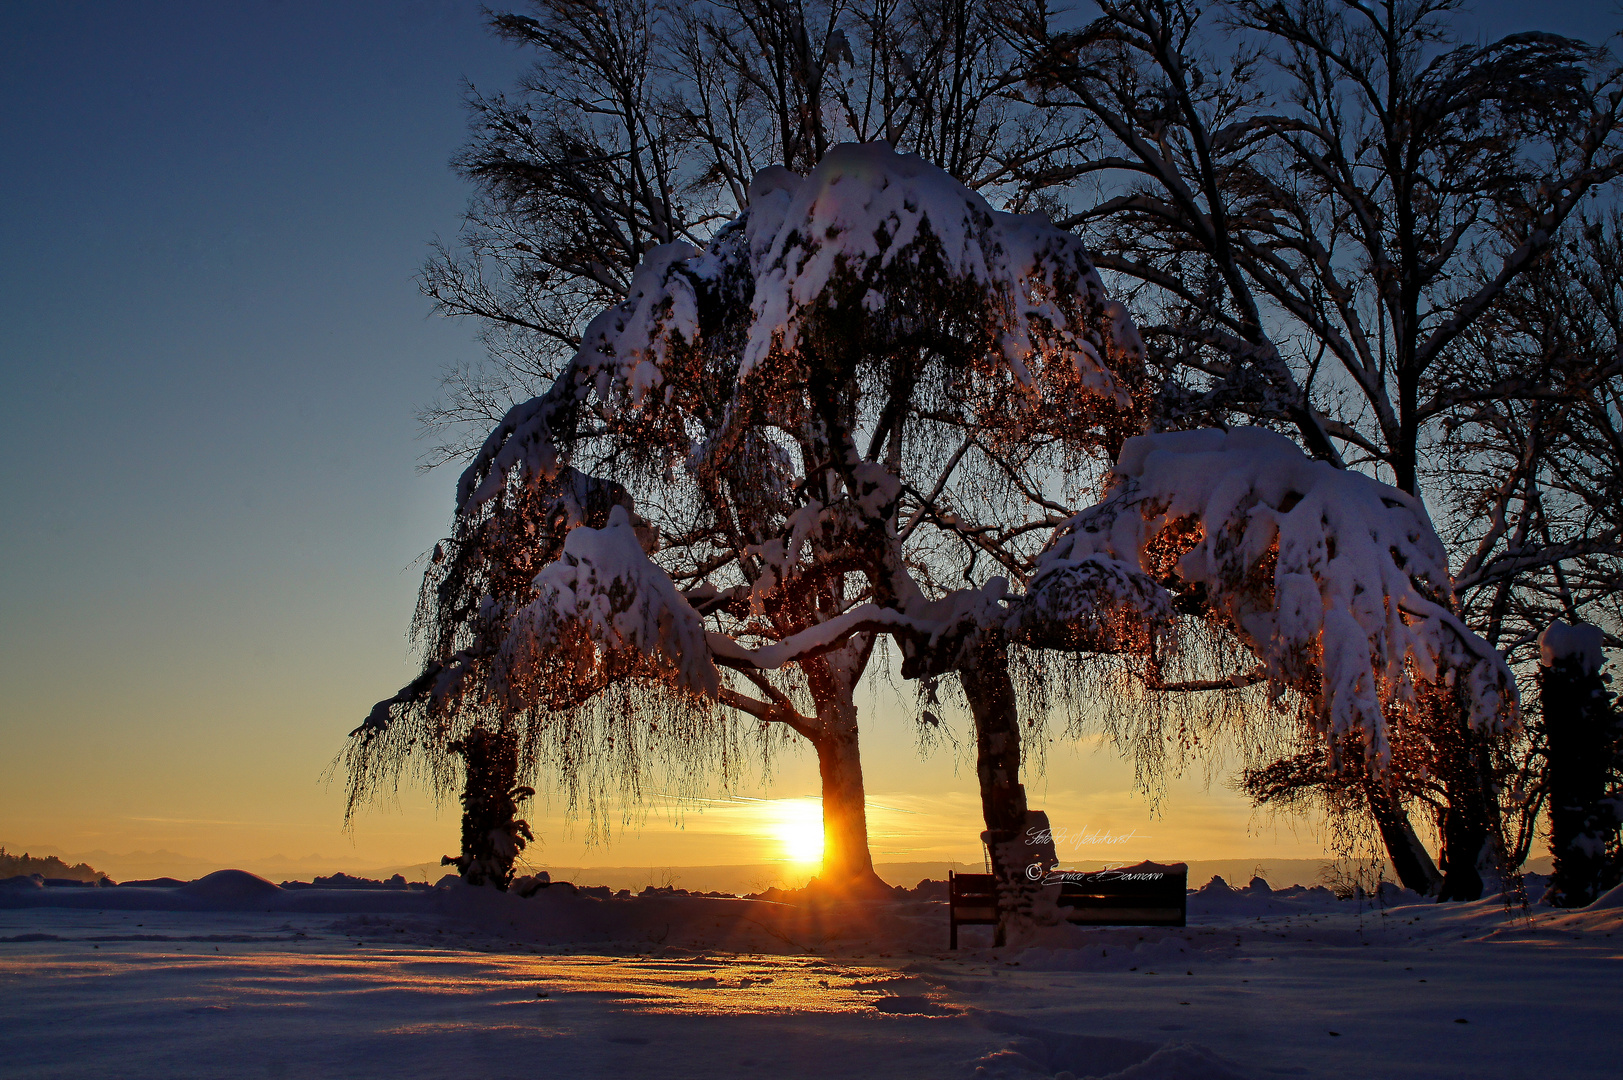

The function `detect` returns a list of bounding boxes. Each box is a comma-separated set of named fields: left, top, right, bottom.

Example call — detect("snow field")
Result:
left=3, top=874, right=1619, bottom=1079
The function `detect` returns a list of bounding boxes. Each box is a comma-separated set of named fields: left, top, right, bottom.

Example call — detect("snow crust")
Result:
left=1538, top=620, right=1607, bottom=673
left=1021, top=428, right=1518, bottom=770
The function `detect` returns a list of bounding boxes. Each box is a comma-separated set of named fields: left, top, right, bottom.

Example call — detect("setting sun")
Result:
left=772, top=799, right=824, bottom=865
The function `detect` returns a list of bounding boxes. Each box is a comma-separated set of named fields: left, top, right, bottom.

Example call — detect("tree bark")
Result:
left=1363, top=780, right=1443, bottom=896
left=795, top=645, right=886, bottom=893
left=958, top=633, right=1044, bottom=939
left=1436, top=719, right=1497, bottom=903
left=445, top=729, right=534, bottom=889
left=809, top=700, right=881, bottom=889
left=1541, top=650, right=1623, bottom=907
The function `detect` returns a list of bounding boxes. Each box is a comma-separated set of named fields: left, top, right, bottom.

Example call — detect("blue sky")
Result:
left=1, top=0, right=1616, bottom=879
left=0, top=1, right=520, bottom=869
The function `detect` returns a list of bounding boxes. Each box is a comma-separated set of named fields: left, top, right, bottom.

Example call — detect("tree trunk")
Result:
left=1541, top=648, right=1623, bottom=907
left=444, top=728, right=534, bottom=890
left=810, top=702, right=882, bottom=889
left=1436, top=719, right=1496, bottom=902
left=1364, top=779, right=1442, bottom=896
left=958, top=634, right=1044, bottom=940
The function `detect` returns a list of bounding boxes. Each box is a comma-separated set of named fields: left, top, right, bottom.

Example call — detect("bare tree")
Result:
left=1444, top=219, right=1623, bottom=655
left=418, top=0, right=718, bottom=467
left=1434, top=219, right=1623, bottom=884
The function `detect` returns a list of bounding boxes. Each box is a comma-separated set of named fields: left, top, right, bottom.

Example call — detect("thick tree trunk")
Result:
left=959, top=634, right=1045, bottom=940
left=1541, top=649, right=1623, bottom=907
left=810, top=701, right=881, bottom=889
left=445, top=729, right=534, bottom=890
left=1436, top=719, right=1496, bottom=903
left=791, top=644, right=886, bottom=894
left=1364, top=780, right=1442, bottom=896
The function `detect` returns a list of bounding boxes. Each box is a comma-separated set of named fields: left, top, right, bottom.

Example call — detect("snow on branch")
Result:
left=1008, top=551, right=1174, bottom=657
left=1020, top=427, right=1519, bottom=771
left=458, top=144, right=1149, bottom=518
left=735, top=143, right=1142, bottom=415
left=495, top=505, right=720, bottom=707
left=707, top=577, right=1009, bottom=675
left=454, top=241, right=706, bottom=514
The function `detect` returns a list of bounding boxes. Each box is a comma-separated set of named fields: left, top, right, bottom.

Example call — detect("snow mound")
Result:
left=1585, top=880, right=1623, bottom=909
left=1097, top=1042, right=1250, bottom=1080
left=176, top=870, right=282, bottom=906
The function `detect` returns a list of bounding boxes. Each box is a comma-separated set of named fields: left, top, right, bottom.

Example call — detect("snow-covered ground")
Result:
left=2, top=875, right=1618, bottom=1079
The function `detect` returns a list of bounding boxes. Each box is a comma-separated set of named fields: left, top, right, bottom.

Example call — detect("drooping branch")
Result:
left=1018, top=427, right=1519, bottom=774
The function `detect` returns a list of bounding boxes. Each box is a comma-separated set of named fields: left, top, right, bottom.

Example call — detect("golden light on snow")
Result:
left=770, top=798, right=824, bottom=865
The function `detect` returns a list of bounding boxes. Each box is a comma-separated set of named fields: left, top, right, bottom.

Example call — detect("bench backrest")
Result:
left=1052, top=862, right=1188, bottom=926
left=947, top=870, right=998, bottom=923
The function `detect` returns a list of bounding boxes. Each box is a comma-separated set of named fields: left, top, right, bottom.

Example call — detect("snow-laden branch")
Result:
left=737, top=145, right=1142, bottom=401
left=1017, top=428, right=1519, bottom=772
left=708, top=577, right=1011, bottom=677
left=495, top=505, right=721, bottom=705
left=454, top=241, right=703, bottom=513
left=483, top=499, right=1015, bottom=709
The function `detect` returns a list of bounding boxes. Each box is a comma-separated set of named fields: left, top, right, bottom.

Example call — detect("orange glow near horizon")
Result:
left=770, top=799, right=825, bottom=866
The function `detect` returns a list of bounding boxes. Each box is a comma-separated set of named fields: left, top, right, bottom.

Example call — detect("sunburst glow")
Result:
left=772, top=799, right=824, bottom=865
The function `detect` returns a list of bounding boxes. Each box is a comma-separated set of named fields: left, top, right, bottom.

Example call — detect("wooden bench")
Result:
left=947, top=870, right=1001, bottom=948
left=1052, top=861, right=1188, bottom=927
left=948, top=862, right=1188, bottom=947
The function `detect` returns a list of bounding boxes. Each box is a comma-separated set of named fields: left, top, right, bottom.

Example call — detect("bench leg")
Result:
left=950, top=918, right=958, bottom=950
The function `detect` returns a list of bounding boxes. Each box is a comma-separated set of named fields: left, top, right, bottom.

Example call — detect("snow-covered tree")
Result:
left=1010, top=0, right=1623, bottom=897
left=418, top=0, right=1087, bottom=466
left=1013, top=427, right=1520, bottom=899
left=348, top=143, right=1146, bottom=892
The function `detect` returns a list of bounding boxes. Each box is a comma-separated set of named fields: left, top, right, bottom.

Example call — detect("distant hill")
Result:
left=0, top=846, right=106, bottom=882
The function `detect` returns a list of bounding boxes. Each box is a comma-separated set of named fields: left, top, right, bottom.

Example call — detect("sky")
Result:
left=1, top=0, right=1615, bottom=885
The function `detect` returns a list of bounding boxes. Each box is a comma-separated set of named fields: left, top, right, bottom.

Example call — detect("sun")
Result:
left=773, top=799, right=824, bottom=865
